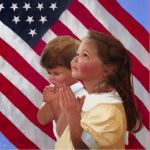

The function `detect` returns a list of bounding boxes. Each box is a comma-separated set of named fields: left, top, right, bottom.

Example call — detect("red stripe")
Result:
left=51, top=20, right=79, bottom=39
left=33, top=40, right=46, bottom=56
left=68, top=0, right=109, bottom=34
left=0, top=74, right=55, bottom=140
left=98, top=0, right=149, bottom=52
left=134, top=95, right=150, bottom=130
left=0, top=39, right=48, bottom=92
left=125, top=133, right=144, bottom=149
left=0, top=113, right=38, bottom=149
left=129, top=52, right=149, bottom=92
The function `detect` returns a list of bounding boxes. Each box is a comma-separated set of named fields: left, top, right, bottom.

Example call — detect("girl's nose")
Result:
left=72, top=56, right=79, bottom=64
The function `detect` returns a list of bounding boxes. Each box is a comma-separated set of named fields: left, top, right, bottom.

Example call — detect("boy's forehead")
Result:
left=47, top=65, right=70, bottom=71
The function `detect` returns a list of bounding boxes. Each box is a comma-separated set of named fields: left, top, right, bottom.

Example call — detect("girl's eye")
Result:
left=83, top=53, right=87, bottom=57
left=76, top=52, right=89, bottom=58
left=82, top=53, right=88, bottom=58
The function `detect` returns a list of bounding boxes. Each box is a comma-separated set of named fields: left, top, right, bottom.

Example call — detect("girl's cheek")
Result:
left=79, top=62, right=93, bottom=74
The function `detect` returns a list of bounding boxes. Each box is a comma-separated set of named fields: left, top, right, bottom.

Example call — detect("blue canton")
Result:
left=0, top=0, right=72, bottom=47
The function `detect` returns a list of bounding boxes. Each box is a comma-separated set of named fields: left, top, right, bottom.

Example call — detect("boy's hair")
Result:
left=85, top=30, right=142, bottom=133
left=40, top=36, right=80, bottom=69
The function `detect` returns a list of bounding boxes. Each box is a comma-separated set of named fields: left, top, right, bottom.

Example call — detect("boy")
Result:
left=37, top=36, right=87, bottom=138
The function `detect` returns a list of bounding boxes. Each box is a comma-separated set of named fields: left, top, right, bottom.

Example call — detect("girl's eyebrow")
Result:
left=83, top=49, right=89, bottom=53
left=77, top=49, right=89, bottom=53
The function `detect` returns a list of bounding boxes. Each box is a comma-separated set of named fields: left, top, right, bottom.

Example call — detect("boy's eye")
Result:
left=47, top=71, right=51, bottom=74
left=53, top=72, right=60, bottom=75
left=76, top=53, right=79, bottom=56
left=47, top=72, right=59, bottom=75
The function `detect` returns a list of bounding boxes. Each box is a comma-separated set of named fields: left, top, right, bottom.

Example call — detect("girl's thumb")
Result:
left=79, top=95, right=85, bottom=106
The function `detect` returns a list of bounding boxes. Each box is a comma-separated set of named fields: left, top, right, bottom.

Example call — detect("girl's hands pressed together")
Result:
left=59, top=84, right=85, bottom=118
left=59, top=84, right=89, bottom=149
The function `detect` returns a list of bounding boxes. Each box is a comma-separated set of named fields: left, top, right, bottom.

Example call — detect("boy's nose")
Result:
left=48, top=74, right=55, bottom=81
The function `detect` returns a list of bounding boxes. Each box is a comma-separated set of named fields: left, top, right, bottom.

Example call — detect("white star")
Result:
left=28, top=29, right=37, bottom=37
left=49, top=3, right=57, bottom=11
left=23, top=3, right=31, bottom=11
left=12, top=16, right=20, bottom=24
left=26, top=16, right=34, bottom=24
left=10, top=3, right=18, bottom=12
left=0, top=3, right=4, bottom=12
left=37, top=3, right=44, bottom=11
left=39, top=16, right=47, bottom=24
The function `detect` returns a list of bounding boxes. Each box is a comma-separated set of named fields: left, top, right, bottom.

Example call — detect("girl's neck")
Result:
left=82, top=80, right=99, bottom=94
left=83, top=80, right=113, bottom=94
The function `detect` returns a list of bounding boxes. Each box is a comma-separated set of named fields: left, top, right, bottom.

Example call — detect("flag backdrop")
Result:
left=0, top=0, right=149, bottom=149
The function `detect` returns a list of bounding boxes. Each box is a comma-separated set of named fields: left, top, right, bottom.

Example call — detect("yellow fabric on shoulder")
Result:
left=81, top=103, right=127, bottom=149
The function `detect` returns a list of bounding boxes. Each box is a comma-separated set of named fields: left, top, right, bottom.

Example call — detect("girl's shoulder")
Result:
left=82, top=90, right=122, bottom=112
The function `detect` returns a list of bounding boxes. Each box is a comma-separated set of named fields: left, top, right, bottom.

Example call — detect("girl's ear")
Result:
left=104, top=64, right=115, bottom=77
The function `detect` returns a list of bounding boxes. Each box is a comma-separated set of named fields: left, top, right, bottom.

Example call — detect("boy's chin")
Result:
left=49, top=82, right=61, bottom=88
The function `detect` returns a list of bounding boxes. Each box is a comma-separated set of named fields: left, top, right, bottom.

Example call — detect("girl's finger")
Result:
left=79, top=96, right=85, bottom=107
left=59, top=87, right=66, bottom=108
left=62, top=86, right=69, bottom=106
left=63, top=85, right=73, bottom=106
left=59, top=88, right=63, bottom=104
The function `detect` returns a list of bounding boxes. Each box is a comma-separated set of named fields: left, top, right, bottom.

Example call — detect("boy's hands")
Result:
left=43, top=85, right=59, bottom=103
left=37, top=85, right=60, bottom=124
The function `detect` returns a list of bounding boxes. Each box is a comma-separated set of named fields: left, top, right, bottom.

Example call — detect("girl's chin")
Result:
left=72, top=75, right=81, bottom=80
left=72, top=72, right=77, bottom=77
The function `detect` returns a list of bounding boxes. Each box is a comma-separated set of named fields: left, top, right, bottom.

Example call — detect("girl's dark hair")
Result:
left=40, top=35, right=80, bottom=69
left=86, top=30, right=142, bottom=133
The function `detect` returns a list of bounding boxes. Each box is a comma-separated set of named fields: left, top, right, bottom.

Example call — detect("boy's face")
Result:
left=47, top=66, right=76, bottom=88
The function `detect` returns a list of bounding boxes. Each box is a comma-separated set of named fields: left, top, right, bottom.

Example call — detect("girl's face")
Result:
left=47, top=66, right=76, bottom=88
left=71, top=39, right=107, bottom=84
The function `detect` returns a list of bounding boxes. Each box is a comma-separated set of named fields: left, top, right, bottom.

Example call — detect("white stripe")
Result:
left=59, top=9, right=88, bottom=39
left=135, top=126, right=150, bottom=149
left=133, top=75, right=150, bottom=112
left=0, top=21, right=48, bottom=80
left=0, top=93, right=55, bottom=149
left=79, top=0, right=150, bottom=70
left=42, top=29, right=57, bottom=44
left=0, top=56, right=42, bottom=108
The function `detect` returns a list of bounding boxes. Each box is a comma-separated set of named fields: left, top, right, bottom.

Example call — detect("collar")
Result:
left=82, top=90, right=122, bottom=111
left=70, top=81, right=85, bottom=94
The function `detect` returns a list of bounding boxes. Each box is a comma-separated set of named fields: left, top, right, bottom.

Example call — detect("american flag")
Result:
left=0, top=0, right=149, bottom=149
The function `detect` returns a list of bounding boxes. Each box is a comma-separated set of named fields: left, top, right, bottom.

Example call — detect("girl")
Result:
left=56, top=30, right=142, bottom=149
